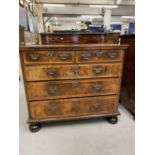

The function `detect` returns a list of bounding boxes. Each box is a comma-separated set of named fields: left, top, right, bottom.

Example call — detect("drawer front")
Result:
left=27, top=78, right=119, bottom=101
left=76, top=50, right=123, bottom=63
left=24, top=63, right=122, bottom=81
left=41, top=34, right=104, bottom=44
left=23, top=51, right=74, bottom=64
left=41, top=35, right=75, bottom=44
left=30, top=95, right=118, bottom=119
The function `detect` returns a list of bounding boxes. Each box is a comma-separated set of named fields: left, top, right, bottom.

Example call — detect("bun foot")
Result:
left=29, top=123, right=41, bottom=132
left=106, top=116, right=118, bottom=124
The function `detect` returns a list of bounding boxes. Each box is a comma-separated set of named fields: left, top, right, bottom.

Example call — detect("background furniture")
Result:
left=120, top=34, right=135, bottom=117
left=40, top=32, right=119, bottom=45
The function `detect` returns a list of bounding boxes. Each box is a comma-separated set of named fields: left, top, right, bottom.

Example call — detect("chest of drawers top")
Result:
left=20, top=44, right=128, bottom=50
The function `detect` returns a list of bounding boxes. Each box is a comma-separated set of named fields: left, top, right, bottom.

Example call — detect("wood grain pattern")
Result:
left=24, top=63, right=121, bottom=81
left=30, top=95, right=118, bottom=119
left=23, top=51, right=74, bottom=65
left=27, top=78, right=119, bottom=101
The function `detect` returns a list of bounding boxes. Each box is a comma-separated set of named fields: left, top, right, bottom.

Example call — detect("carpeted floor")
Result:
left=19, top=80, right=135, bottom=155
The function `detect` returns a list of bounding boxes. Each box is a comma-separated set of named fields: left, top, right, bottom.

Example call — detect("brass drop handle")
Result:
left=93, top=67, right=104, bottom=74
left=91, top=103, right=101, bottom=111
left=59, top=54, right=70, bottom=61
left=47, top=87, right=57, bottom=95
left=48, top=105, right=59, bottom=112
left=47, top=69, right=57, bottom=76
left=93, top=84, right=103, bottom=91
left=106, top=52, right=117, bottom=59
left=29, top=54, right=40, bottom=61
left=71, top=66, right=80, bottom=73
left=80, top=54, right=91, bottom=60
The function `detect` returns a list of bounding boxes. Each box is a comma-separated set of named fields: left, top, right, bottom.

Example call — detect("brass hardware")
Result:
left=106, top=52, right=117, bottom=59
left=47, top=69, right=57, bottom=76
left=96, top=52, right=106, bottom=58
left=93, top=84, right=103, bottom=91
left=72, top=81, right=79, bottom=87
left=47, top=52, right=53, bottom=59
left=59, top=54, right=70, bottom=61
left=47, top=87, right=57, bottom=95
left=29, top=54, right=40, bottom=61
left=80, top=54, right=91, bottom=60
left=93, top=66, right=105, bottom=74
left=90, top=103, right=101, bottom=111
left=48, top=105, right=59, bottom=113
left=71, top=66, right=80, bottom=73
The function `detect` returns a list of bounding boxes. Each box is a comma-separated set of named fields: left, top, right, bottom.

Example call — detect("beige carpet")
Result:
left=19, top=80, right=135, bottom=155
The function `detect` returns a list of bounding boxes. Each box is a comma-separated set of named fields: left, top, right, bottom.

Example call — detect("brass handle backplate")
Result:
left=47, top=69, right=57, bottom=76
left=71, top=66, right=80, bottom=73
left=47, top=105, right=59, bottom=113
left=47, top=87, right=57, bottom=95
left=92, top=84, right=103, bottom=91
left=29, top=54, right=40, bottom=61
left=90, top=103, right=101, bottom=111
left=93, top=66, right=105, bottom=74
left=106, top=52, right=118, bottom=59
left=80, top=54, right=91, bottom=60
left=59, top=54, right=70, bottom=61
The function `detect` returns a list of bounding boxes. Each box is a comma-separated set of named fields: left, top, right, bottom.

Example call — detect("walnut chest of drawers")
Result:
left=20, top=44, right=127, bottom=132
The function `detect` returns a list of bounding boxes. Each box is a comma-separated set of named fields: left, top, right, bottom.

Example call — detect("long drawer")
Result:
left=30, top=95, right=118, bottom=119
left=24, top=63, right=121, bottom=81
left=23, top=51, right=74, bottom=65
left=76, top=50, right=123, bottom=63
left=27, top=78, right=119, bottom=101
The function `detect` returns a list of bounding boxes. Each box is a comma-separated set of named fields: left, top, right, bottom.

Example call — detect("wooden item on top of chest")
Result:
left=40, top=32, right=119, bottom=45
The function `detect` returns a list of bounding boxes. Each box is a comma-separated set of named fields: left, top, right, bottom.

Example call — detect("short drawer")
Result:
left=24, top=63, right=122, bottom=81
left=23, top=51, right=74, bottom=64
left=27, top=78, right=119, bottom=101
left=76, top=50, right=123, bottom=63
left=29, top=95, right=118, bottom=119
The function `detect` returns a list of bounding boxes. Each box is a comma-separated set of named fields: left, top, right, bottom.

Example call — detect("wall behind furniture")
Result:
left=19, top=6, right=28, bottom=31
left=19, top=5, right=38, bottom=33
